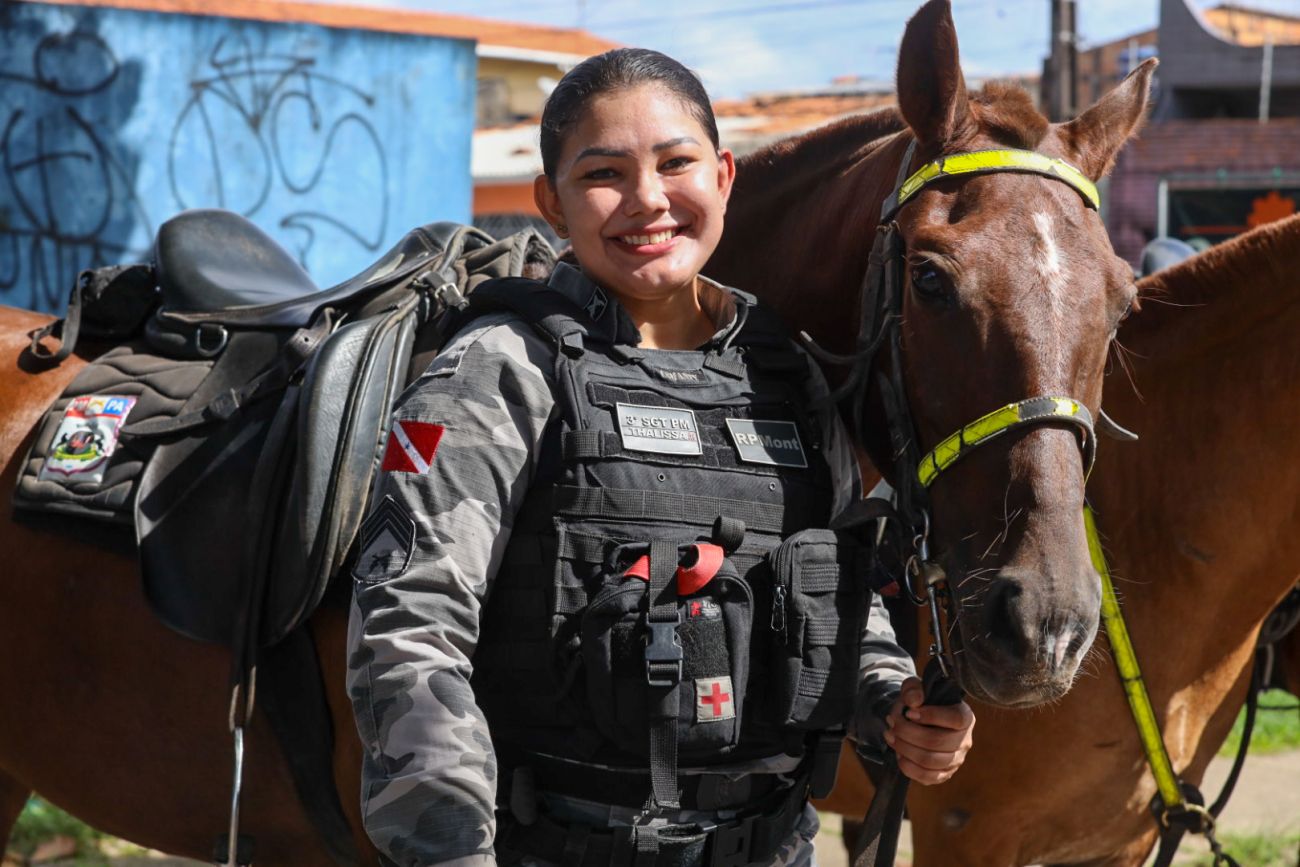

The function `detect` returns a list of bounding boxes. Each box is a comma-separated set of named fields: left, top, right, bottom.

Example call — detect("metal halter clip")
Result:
left=925, top=568, right=951, bottom=678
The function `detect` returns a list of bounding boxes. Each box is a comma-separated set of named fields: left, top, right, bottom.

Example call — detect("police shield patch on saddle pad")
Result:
left=38, top=395, right=137, bottom=485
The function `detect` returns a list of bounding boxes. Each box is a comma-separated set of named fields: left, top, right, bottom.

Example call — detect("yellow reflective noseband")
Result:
left=916, top=396, right=1096, bottom=488
left=892, top=148, right=1101, bottom=215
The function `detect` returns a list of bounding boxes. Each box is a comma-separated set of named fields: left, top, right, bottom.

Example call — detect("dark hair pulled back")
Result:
left=539, top=48, right=720, bottom=180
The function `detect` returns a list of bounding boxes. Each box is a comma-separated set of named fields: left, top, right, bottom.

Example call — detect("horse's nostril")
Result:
left=985, top=578, right=1033, bottom=657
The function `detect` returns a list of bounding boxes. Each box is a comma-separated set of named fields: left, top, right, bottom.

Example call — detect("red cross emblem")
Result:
left=695, top=676, right=735, bottom=722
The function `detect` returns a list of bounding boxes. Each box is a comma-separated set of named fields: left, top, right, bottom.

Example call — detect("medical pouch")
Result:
left=768, top=528, right=867, bottom=730
left=582, top=541, right=752, bottom=759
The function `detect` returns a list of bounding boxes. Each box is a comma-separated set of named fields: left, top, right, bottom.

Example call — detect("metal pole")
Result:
left=1260, top=35, right=1273, bottom=124
left=1065, top=0, right=1077, bottom=119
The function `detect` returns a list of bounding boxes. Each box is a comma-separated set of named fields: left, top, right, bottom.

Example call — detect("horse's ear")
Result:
left=1060, top=59, right=1158, bottom=181
left=896, top=0, right=971, bottom=146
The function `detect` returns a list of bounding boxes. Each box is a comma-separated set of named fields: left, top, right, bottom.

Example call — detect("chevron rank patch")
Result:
left=381, top=420, right=445, bottom=474
left=353, top=495, right=416, bottom=583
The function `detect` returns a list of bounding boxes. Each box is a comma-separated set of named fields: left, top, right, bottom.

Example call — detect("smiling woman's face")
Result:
left=535, top=83, right=735, bottom=304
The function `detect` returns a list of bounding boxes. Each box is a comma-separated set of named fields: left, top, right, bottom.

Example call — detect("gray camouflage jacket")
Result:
left=346, top=264, right=916, bottom=866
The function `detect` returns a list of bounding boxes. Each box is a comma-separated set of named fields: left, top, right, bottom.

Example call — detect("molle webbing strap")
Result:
left=461, top=278, right=595, bottom=354
left=916, top=397, right=1096, bottom=489
left=645, top=539, right=682, bottom=811
left=562, top=430, right=613, bottom=461
left=551, top=485, right=788, bottom=534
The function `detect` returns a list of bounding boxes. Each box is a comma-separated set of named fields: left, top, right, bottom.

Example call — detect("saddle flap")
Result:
left=262, top=294, right=421, bottom=644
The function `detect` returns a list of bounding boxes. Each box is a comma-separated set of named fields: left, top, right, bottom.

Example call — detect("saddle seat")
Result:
left=155, top=209, right=450, bottom=332
left=155, top=209, right=321, bottom=318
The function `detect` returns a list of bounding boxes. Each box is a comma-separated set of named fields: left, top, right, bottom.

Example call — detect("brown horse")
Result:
left=0, top=307, right=373, bottom=863
left=712, top=0, right=1152, bottom=708
left=0, top=0, right=1150, bottom=860
left=818, top=213, right=1300, bottom=866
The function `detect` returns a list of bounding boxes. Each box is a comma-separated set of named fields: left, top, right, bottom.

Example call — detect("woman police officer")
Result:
left=346, top=48, right=975, bottom=867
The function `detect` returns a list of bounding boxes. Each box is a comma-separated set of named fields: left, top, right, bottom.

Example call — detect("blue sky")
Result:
left=363, top=0, right=1300, bottom=99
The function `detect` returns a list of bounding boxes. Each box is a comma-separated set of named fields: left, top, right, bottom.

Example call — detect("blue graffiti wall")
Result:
left=1, top=1, right=475, bottom=313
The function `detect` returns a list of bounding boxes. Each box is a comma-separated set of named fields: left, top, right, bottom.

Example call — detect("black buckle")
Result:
left=707, top=815, right=755, bottom=867
left=644, top=619, right=683, bottom=687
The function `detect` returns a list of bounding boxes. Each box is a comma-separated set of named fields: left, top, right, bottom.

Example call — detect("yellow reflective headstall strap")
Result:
left=916, top=396, right=1094, bottom=489
left=894, top=148, right=1101, bottom=213
left=1084, top=505, right=1186, bottom=812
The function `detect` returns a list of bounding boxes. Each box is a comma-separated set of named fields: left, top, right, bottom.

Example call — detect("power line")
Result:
left=592, top=0, right=911, bottom=32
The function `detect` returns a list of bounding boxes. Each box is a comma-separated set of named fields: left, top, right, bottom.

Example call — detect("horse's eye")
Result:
left=911, top=266, right=947, bottom=302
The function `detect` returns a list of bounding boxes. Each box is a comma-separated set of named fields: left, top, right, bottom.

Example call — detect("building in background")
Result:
left=470, top=22, right=618, bottom=242
left=1080, top=0, right=1300, bottom=264
left=2, top=0, right=478, bottom=313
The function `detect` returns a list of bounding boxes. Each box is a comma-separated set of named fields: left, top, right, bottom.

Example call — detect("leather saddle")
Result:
left=16, top=208, right=555, bottom=866
left=127, top=208, right=553, bottom=646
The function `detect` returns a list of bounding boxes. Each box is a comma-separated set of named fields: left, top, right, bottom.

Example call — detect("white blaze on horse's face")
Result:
left=1031, top=210, right=1071, bottom=382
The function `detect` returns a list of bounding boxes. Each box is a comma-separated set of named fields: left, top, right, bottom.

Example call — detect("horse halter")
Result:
left=808, top=138, right=1106, bottom=666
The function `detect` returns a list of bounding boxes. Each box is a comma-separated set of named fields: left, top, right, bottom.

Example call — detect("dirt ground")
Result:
left=811, top=748, right=1300, bottom=866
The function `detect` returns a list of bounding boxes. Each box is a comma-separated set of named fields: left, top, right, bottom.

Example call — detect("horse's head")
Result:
left=866, top=0, right=1155, bottom=707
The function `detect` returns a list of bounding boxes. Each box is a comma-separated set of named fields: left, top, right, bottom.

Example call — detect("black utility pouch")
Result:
left=582, top=540, right=753, bottom=759
left=768, top=528, right=867, bottom=730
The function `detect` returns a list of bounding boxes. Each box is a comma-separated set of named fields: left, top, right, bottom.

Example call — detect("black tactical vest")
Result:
left=464, top=273, right=870, bottom=803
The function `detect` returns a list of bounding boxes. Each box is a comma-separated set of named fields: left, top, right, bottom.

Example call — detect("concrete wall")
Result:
left=0, top=1, right=475, bottom=314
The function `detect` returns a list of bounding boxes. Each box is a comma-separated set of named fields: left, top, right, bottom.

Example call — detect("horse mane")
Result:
left=966, top=82, right=1050, bottom=150
left=1136, top=214, right=1300, bottom=314
left=732, top=80, right=1048, bottom=199
left=733, top=108, right=906, bottom=197
left=1118, top=214, right=1300, bottom=361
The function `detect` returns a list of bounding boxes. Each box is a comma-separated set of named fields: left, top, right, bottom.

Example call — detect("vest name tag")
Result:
left=616, top=402, right=703, bottom=456
left=725, top=419, right=808, bottom=468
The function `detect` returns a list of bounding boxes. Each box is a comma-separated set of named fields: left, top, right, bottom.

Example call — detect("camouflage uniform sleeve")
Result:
left=346, top=313, right=558, bottom=866
left=799, top=350, right=916, bottom=757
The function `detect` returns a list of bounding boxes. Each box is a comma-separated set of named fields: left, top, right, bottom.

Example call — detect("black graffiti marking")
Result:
left=166, top=30, right=390, bottom=264
left=0, top=31, right=120, bottom=97
left=0, top=22, right=151, bottom=308
left=2, top=16, right=396, bottom=312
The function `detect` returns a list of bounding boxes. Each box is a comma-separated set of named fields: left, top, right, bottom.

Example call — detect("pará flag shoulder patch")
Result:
left=39, top=394, right=137, bottom=485
left=352, top=495, right=416, bottom=583
left=381, top=420, right=445, bottom=474
left=695, top=675, right=736, bottom=723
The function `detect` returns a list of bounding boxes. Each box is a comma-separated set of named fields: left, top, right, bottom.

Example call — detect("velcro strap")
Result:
left=552, top=485, right=787, bottom=534
left=797, top=667, right=829, bottom=696
left=804, top=617, right=846, bottom=646
left=703, top=354, right=745, bottom=379
left=562, top=430, right=611, bottom=461
left=798, top=565, right=842, bottom=594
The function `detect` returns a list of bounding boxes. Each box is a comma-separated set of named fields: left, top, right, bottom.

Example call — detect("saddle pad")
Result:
left=13, top=344, right=212, bottom=523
